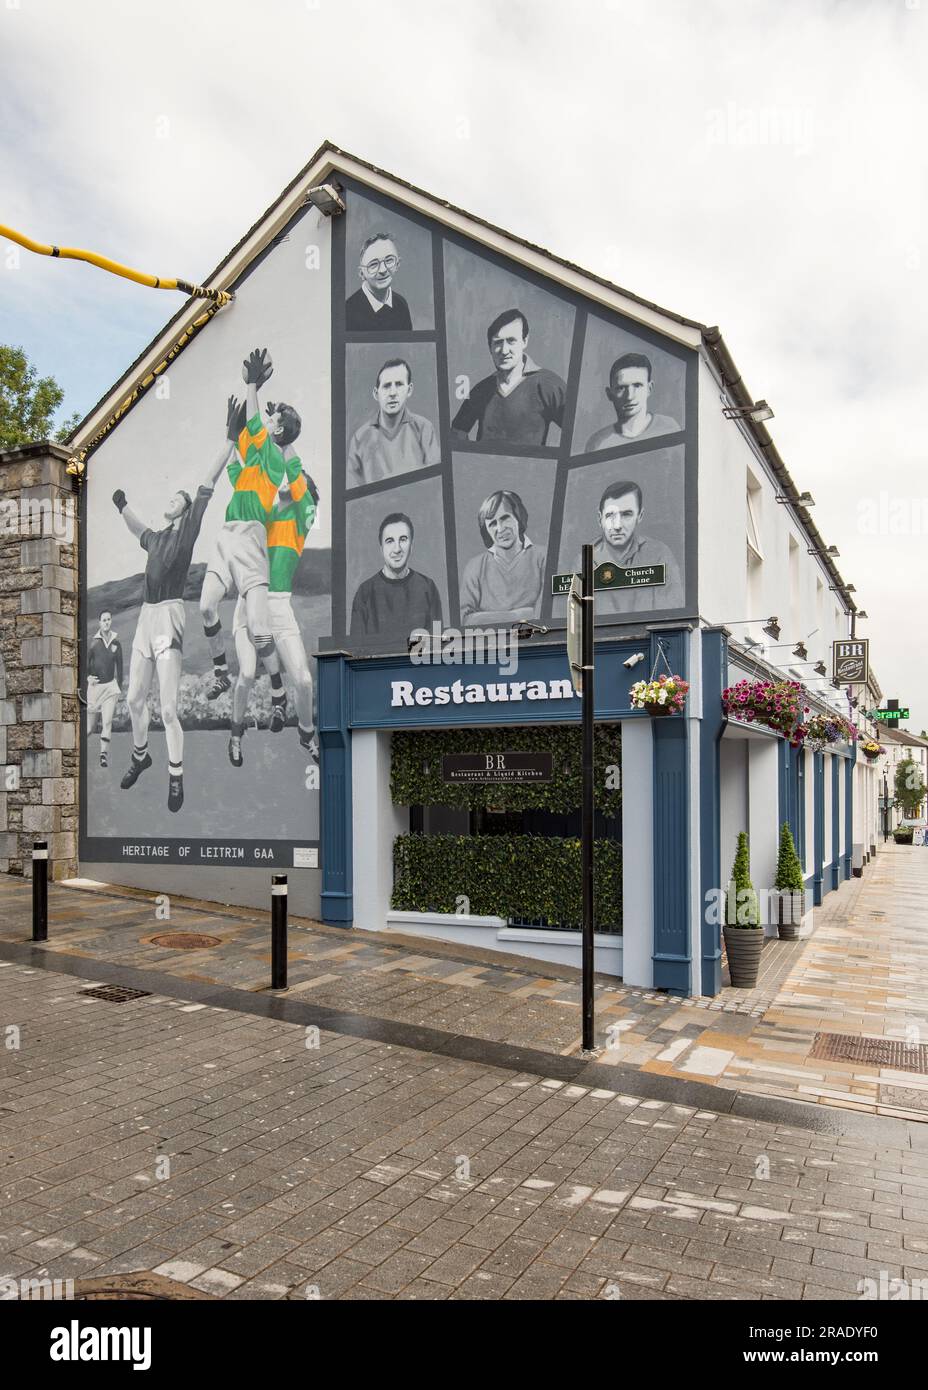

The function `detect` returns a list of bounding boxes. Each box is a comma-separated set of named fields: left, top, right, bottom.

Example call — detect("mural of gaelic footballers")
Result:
left=229, top=465, right=320, bottom=768
left=347, top=358, right=440, bottom=488
left=85, top=611, right=123, bottom=768
left=592, top=480, right=683, bottom=614
left=350, top=512, right=442, bottom=641
left=112, top=409, right=236, bottom=812
left=199, top=349, right=301, bottom=739
left=585, top=353, right=681, bottom=450
left=460, top=489, right=546, bottom=625
left=345, top=232, right=413, bottom=332
left=451, top=309, right=566, bottom=446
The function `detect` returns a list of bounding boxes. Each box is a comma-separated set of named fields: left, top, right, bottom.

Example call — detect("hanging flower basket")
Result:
left=722, top=679, right=806, bottom=743
left=803, top=711, right=856, bottom=753
left=630, top=674, right=689, bottom=716
left=861, top=740, right=883, bottom=761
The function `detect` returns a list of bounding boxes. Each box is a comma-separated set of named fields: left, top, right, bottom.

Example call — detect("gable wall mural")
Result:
left=331, top=178, right=697, bottom=655
left=79, top=174, right=697, bottom=870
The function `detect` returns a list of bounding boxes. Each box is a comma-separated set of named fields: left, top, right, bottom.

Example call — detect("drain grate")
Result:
left=149, top=932, right=221, bottom=950
left=811, top=1032, right=928, bottom=1073
left=80, top=985, right=151, bottom=1004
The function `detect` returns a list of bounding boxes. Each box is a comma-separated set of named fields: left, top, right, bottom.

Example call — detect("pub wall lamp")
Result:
left=776, top=491, right=815, bottom=507
left=808, top=544, right=840, bottom=557
left=306, top=183, right=345, bottom=215
left=717, top=616, right=782, bottom=641
left=721, top=398, right=775, bottom=424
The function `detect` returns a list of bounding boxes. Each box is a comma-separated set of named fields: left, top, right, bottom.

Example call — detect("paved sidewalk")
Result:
left=0, top=843, right=924, bottom=1120
left=2, top=958, right=928, bottom=1301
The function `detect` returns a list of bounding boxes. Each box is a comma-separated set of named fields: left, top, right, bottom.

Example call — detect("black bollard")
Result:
left=32, top=840, right=48, bottom=942
left=271, top=873, right=288, bottom=989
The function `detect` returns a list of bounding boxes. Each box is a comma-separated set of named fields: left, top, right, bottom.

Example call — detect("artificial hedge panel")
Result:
left=390, top=725, right=622, bottom=814
left=391, top=833, right=623, bottom=931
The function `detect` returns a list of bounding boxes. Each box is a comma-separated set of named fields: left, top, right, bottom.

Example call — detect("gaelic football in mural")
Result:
left=81, top=209, right=333, bottom=866
left=333, top=180, right=697, bottom=655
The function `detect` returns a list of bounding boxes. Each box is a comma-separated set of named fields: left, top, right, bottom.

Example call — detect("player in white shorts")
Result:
left=229, top=591, right=318, bottom=764
left=85, top=610, right=123, bottom=768
left=113, top=408, right=237, bottom=813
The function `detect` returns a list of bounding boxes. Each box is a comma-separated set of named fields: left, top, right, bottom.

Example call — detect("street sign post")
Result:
left=580, top=544, right=594, bottom=1053
left=567, top=574, right=583, bottom=695
left=552, top=565, right=666, bottom=596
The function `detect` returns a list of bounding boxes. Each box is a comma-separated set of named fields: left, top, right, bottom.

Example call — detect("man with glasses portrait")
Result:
left=346, top=232, right=413, bottom=332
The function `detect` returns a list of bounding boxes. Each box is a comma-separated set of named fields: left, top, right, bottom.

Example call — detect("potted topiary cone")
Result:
left=774, top=822, right=805, bottom=940
left=722, top=831, right=764, bottom=987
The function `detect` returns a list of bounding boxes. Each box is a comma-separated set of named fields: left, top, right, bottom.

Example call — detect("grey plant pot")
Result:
left=723, top=925, right=764, bottom=987
left=776, top=890, right=803, bottom=940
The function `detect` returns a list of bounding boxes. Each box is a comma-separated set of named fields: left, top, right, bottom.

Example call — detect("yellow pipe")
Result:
left=0, top=222, right=232, bottom=304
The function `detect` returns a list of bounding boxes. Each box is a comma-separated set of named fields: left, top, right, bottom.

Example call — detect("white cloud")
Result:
left=1, top=0, right=926, bottom=724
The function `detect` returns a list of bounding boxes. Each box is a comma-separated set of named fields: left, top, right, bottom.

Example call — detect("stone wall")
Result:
left=0, top=444, right=79, bottom=879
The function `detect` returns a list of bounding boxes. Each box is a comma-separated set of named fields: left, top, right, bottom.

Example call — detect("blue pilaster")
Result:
left=778, top=739, right=790, bottom=834
left=699, top=630, right=726, bottom=997
left=813, top=752, right=825, bottom=906
left=831, top=755, right=840, bottom=891
left=317, top=654, right=353, bottom=924
left=843, top=754, right=853, bottom=880
left=651, top=629, right=690, bottom=994
left=795, top=749, right=806, bottom=872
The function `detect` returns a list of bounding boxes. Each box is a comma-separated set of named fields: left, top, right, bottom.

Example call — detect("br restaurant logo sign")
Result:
left=832, top=638, right=869, bottom=684
left=442, top=752, right=553, bottom=784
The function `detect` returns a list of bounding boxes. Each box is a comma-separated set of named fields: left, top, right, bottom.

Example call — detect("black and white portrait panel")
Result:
left=555, top=447, right=686, bottom=620
left=344, top=192, right=435, bottom=333
left=571, top=314, right=685, bottom=456
left=345, top=474, right=448, bottom=651
left=451, top=453, right=556, bottom=627
left=345, top=343, right=442, bottom=490
left=443, top=241, right=575, bottom=450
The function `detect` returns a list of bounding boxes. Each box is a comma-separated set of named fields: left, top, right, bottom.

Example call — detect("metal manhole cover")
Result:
left=71, top=1273, right=214, bottom=1300
left=80, top=985, right=151, bottom=1004
left=149, top=932, right=222, bottom=950
left=811, top=1032, right=928, bottom=1073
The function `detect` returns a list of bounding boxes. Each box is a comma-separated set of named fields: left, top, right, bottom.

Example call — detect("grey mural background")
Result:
left=336, top=181, right=696, bottom=651
left=344, top=191, right=435, bottom=330
left=345, top=341, right=441, bottom=467
left=571, top=312, right=686, bottom=455
left=442, top=240, right=575, bottom=449
left=451, top=452, right=556, bottom=623
left=81, top=209, right=333, bottom=860
left=554, top=445, right=686, bottom=616
left=345, top=473, right=449, bottom=643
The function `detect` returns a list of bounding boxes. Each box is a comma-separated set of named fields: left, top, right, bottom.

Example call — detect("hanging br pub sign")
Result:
left=832, top=638, right=869, bottom=684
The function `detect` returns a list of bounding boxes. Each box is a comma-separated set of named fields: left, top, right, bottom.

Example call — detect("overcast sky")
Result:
left=2, top=0, right=926, bottom=729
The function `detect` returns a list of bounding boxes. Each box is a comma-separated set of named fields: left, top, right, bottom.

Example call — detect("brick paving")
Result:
left=0, top=842, right=925, bottom=1122
left=2, top=957, right=928, bottom=1300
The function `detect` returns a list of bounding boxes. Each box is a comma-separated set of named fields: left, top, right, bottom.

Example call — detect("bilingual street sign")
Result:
left=552, top=563, right=666, bottom=595
left=872, top=707, right=909, bottom=722
left=441, top=752, right=553, bottom=784
left=594, top=561, right=665, bottom=591
left=832, top=638, right=869, bottom=684
left=566, top=573, right=583, bottom=695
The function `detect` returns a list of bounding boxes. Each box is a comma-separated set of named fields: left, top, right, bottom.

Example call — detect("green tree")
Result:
left=774, top=822, right=804, bottom=892
left=726, top=831, right=759, bottom=927
left=895, top=757, right=926, bottom=818
left=0, top=345, right=80, bottom=449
